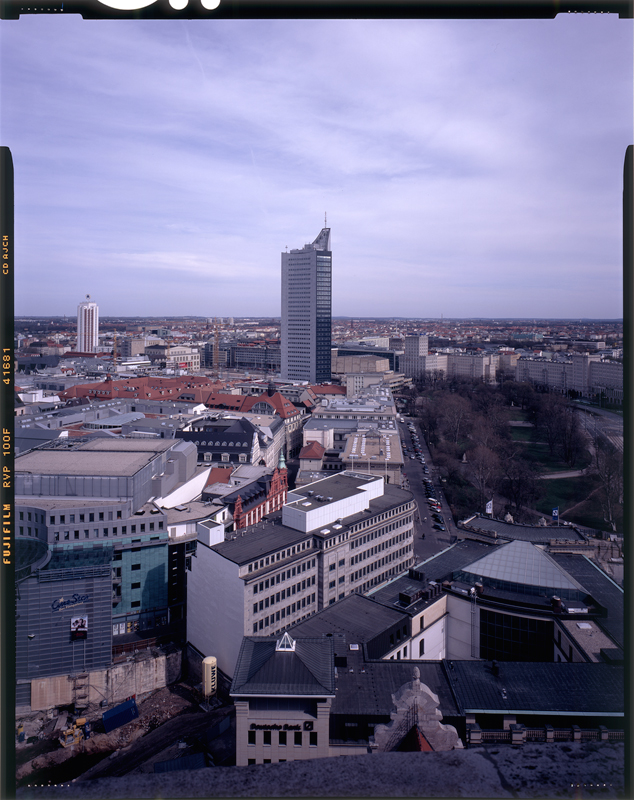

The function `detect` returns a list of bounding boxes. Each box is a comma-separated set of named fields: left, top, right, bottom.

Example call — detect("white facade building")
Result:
left=76, top=294, right=99, bottom=353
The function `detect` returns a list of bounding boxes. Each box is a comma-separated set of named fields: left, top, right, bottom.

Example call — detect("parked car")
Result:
left=433, top=523, right=446, bottom=531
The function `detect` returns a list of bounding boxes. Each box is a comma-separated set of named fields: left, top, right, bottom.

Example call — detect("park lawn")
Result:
left=520, top=442, right=575, bottom=472
left=535, top=474, right=607, bottom=529
left=510, top=426, right=534, bottom=442
left=507, top=408, right=531, bottom=422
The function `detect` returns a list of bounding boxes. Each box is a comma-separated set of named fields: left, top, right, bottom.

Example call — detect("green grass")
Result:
left=507, top=408, right=530, bottom=422
left=534, top=475, right=614, bottom=530
left=510, top=426, right=534, bottom=442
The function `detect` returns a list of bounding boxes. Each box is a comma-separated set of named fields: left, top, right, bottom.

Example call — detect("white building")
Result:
left=76, top=294, right=99, bottom=353
left=281, top=226, right=332, bottom=383
left=186, top=472, right=415, bottom=677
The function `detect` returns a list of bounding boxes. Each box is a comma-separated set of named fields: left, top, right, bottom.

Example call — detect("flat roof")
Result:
left=447, top=661, right=624, bottom=715
left=211, top=513, right=308, bottom=566
left=331, top=645, right=460, bottom=719
left=550, top=553, right=624, bottom=648
left=463, top=515, right=586, bottom=543
left=15, top=439, right=176, bottom=477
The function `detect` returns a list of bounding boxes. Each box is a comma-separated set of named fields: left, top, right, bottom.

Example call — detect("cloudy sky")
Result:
left=1, top=15, right=631, bottom=319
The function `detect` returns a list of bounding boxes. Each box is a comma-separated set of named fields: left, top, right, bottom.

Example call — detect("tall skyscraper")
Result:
left=77, top=294, right=99, bottom=353
left=281, top=225, right=332, bottom=383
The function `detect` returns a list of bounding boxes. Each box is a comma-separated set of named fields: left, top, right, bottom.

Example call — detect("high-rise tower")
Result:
left=77, top=294, right=99, bottom=353
left=281, top=226, right=332, bottom=383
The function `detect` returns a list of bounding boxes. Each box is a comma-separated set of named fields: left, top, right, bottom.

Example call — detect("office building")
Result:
left=281, top=226, right=332, bottom=383
left=14, top=437, right=209, bottom=708
left=76, top=294, right=99, bottom=353
left=186, top=471, right=415, bottom=677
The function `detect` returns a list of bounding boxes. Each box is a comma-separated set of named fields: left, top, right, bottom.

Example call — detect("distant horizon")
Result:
left=14, top=314, right=624, bottom=324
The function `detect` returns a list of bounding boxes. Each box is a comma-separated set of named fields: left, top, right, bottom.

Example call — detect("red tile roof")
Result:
left=299, top=441, right=326, bottom=460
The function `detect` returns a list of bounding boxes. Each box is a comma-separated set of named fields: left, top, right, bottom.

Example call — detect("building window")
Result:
left=329, top=581, right=335, bottom=589
left=329, top=563, right=335, bottom=571
left=309, top=732, right=318, bottom=747
left=248, top=759, right=256, bottom=765
left=131, top=564, right=141, bottom=571
left=131, top=601, right=141, bottom=608
left=248, top=731, right=256, bottom=745
left=419, top=640, right=425, bottom=657
left=74, top=531, right=79, bottom=540
left=99, top=513, right=104, bottom=521
left=279, top=731, right=287, bottom=746
left=294, top=732, right=302, bottom=746
left=64, top=531, right=69, bottom=540
left=263, top=731, right=271, bottom=746
left=54, top=532, right=59, bottom=541
left=132, top=582, right=141, bottom=590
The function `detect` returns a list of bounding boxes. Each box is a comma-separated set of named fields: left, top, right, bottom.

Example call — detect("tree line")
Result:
left=403, top=378, right=622, bottom=531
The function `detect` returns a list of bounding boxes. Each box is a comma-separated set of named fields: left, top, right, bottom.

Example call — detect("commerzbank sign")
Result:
left=51, top=593, right=90, bottom=612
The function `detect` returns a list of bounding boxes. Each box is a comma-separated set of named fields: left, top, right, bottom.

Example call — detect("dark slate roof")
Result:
left=332, top=654, right=460, bottom=719
left=550, top=553, right=624, bottom=648
left=288, top=594, right=407, bottom=643
left=177, top=416, right=257, bottom=451
left=446, top=661, right=624, bottom=716
left=463, top=515, right=586, bottom=543
left=231, top=636, right=335, bottom=696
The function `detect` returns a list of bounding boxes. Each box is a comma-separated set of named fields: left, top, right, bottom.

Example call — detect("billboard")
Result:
left=71, top=616, right=88, bottom=640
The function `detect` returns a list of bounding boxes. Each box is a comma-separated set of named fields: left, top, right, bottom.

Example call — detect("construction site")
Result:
left=16, top=648, right=236, bottom=788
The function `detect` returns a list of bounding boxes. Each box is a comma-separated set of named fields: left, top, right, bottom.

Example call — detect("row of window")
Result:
left=350, top=531, right=409, bottom=566
left=355, top=557, right=415, bottom=595
left=253, top=577, right=316, bottom=612
left=47, top=510, right=124, bottom=524
left=253, top=593, right=316, bottom=632
left=351, top=545, right=411, bottom=583
left=248, top=730, right=317, bottom=747
left=248, top=547, right=313, bottom=575
left=53, top=525, right=162, bottom=541
left=193, top=440, right=249, bottom=447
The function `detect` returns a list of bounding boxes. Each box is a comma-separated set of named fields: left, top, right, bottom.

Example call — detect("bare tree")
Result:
left=468, top=445, right=500, bottom=510
left=592, top=436, right=623, bottom=532
left=440, top=393, right=472, bottom=444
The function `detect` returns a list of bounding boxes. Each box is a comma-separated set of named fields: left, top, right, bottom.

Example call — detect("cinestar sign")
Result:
left=51, top=593, right=90, bottom=612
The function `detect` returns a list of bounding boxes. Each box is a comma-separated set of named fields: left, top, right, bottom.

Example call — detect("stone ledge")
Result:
left=17, top=742, right=624, bottom=799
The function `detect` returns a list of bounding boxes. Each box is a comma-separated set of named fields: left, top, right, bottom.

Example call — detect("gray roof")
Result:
left=231, top=636, right=335, bottom=696
left=414, top=540, right=497, bottom=582
left=288, top=594, right=407, bottom=643
left=15, top=438, right=176, bottom=477
left=447, top=661, right=624, bottom=716
left=211, top=513, right=308, bottom=565
left=463, top=515, right=585, bottom=543
left=550, top=553, right=624, bottom=648
left=457, top=540, right=587, bottom=595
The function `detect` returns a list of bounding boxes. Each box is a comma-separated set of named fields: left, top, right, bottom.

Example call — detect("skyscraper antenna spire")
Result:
left=325, top=212, right=327, bottom=228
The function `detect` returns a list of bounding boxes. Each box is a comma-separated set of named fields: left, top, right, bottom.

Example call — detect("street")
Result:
left=399, top=418, right=457, bottom=563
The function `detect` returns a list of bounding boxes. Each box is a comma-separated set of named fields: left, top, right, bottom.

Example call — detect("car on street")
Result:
left=433, top=523, right=446, bottom=531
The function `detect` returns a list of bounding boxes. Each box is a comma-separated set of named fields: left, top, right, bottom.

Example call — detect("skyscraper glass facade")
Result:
left=281, top=227, right=332, bottom=384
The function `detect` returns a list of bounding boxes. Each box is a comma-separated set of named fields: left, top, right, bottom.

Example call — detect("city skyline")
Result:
left=1, top=17, right=631, bottom=319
